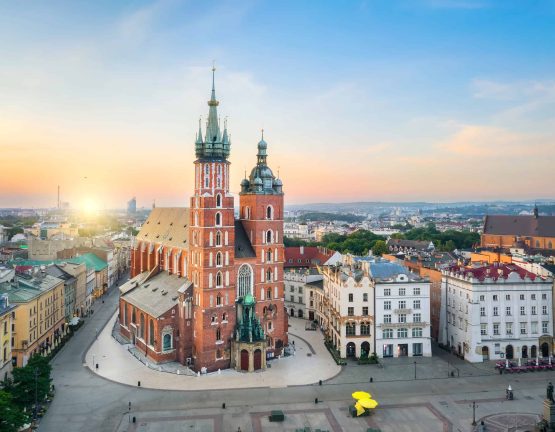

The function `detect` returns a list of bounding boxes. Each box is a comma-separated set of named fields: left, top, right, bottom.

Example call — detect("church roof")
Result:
left=121, top=270, right=191, bottom=318
left=234, top=220, right=256, bottom=258
left=483, top=215, right=555, bottom=237
left=137, top=207, right=190, bottom=250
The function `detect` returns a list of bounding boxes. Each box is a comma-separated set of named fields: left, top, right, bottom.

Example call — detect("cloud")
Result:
left=472, top=79, right=555, bottom=101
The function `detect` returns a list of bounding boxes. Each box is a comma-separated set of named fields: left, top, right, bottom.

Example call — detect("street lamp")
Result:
left=414, top=361, right=417, bottom=380
left=34, top=367, right=39, bottom=421
left=470, top=400, right=478, bottom=426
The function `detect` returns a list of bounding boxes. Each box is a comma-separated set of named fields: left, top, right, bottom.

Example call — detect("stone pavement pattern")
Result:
left=38, top=276, right=555, bottom=432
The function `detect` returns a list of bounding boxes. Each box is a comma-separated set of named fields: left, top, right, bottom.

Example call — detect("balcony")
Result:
left=378, top=321, right=428, bottom=329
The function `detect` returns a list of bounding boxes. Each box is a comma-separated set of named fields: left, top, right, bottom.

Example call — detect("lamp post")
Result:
left=470, top=400, right=478, bottom=426
left=34, top=367, right=39, bottom=421
left=414, top=361, right=417, bottom=380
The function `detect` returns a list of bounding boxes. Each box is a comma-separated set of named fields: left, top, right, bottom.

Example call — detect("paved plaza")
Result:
left=39, top=280, right=555, bottom=432
left=86, top=315, right=340, bottom=390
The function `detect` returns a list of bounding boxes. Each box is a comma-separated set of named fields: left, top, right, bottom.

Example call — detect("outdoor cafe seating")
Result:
left=495, top=357, right=555, bottom=373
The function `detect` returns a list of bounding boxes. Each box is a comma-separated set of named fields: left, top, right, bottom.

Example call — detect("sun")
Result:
left=80, top=197, right=100, bottom=215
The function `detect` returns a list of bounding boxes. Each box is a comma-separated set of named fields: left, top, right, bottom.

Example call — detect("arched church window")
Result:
left=205, top=165, right=209, bottom=175
left=266, top=205, right=273, bottom=220
left=266, top=230, right=272, bottom=244
left=149, top=320, right=154, bottom=346
left=140, top=314, right=145, bottom=339
left=216, top=292, right=222, bottom=306
left=216, top=272, right=223, bottom=288
left=163, top=333, right=172, bottom=351
left=216, top=327, right=221, bottom=341
left=267, top=249, right=272, bottom=262
left=216, top=231, right=222, bottom=246
left=266, top=268, right=272, bottom=282
left=216, top=193, right=222, bottom=207
left=237, top=264, right=253, bottom=298
left=222, top=312, right=227, bottom=322
left=216, top=252, right=222, bottom=267
left=267, top=288, right=271, bottom=300
left=132, top=307, right=136, bottom=324
left=215, top=212, right=222, bottom=226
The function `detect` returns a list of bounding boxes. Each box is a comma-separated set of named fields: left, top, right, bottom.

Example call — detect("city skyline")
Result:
left=1, top=0, right=554, bottom=208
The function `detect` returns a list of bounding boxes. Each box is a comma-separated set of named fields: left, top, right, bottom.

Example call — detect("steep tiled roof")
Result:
left=483, top=215, right=555, bottom=237
left=285, top=247, right=335, bottom=269
left=137, top=207, right=190, bottom=250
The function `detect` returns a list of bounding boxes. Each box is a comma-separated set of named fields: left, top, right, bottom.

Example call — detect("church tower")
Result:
left=239, top=133, right=288, bottom=356
left=189, top=68, right=236, bottom=371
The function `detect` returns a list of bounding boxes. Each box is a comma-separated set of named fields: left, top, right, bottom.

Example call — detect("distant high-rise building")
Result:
left=127, top=197, right=137, bottom=214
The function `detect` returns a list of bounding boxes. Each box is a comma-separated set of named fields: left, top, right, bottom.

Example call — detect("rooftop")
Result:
left=136, top=207, right=190, bottom=250
left=446, top=263, right=546, bottom=282
left=483, top=214, right=555, bottom=237
left=0, top=273, right=64, bottom=303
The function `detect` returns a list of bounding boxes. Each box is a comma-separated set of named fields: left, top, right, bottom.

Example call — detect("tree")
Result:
left=0, top=390, right=28, bottom=432
left=11, top=355, right=52, bottom=409
left=371, top=240, right=388, bottom=256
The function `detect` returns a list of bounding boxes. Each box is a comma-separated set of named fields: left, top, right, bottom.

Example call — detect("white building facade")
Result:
left=284, top=269, right=323, bottom=320
left=374, top=268, right=432, bottom=358
left=440, top=264, right=554, bottom=363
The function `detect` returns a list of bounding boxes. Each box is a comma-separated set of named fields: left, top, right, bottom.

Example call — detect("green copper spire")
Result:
left=195, top=66, right=230, bottom=160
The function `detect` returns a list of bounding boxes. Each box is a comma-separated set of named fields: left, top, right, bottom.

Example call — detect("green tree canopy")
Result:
left=0, top=390, right=29, bottom=432
left=11, top=355, right=52, bottom=409
left=371, top=240, right=388, bottom=256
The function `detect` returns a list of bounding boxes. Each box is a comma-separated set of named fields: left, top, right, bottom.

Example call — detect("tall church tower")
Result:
left=189, top=68, right=236, bottom=371
left=239, top=133, right=288, bottom=356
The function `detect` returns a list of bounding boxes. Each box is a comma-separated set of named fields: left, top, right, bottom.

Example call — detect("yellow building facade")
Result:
left=0, top=295, right=16, bottom=379
left=0, top=273, right=65, bottom=367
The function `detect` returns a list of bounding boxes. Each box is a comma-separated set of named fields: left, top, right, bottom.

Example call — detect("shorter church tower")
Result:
left=238, top=133, right=288, bottom=358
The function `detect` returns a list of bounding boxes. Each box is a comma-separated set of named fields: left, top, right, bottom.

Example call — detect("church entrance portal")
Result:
left=240, top=350, right=249, bottom=371
left=254, top=349, right=262, bottom=370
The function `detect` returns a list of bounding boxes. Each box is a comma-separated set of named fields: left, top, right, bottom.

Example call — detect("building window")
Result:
left=493, top=295, right=498, bottom=301
left=216, top=327, right=222, bottom=341
left=346, top=323, right=356, bottom=336
left=520, top=322, right=527, bottom=335
left=266, top=269, right=272, bottom=282
left=542, top=294, right=547, bottom=300
left=348, top=293, right=353, bottom=302
left=360, top=322, right=370, bottom=335
left=149, top=320, right=154, bottom=346
left=139, top=314, right=145, bottom=339
left=384, top=314, right=391, bottom=323
left=543, top=321, right=549, bottom=334
left=520, top=306, right=525, bottom=316
left=398, top=314, right=406, bottom=323
left=216, top=193, right=222, bottom=207
left=506, top=322, right=512, bottom=335
left=215, top=212, right=222, bottom=226
left=383, top=328, right=393, bottom=338
left=532, top=306, right=537, bottom=315
left=412, top=327, right=422, bottom=337
left=363, top=293, right=368, bottom=302
left=362, top=306, right=368, bottom=316
left=163, top=333, right=172, bottom=351
left=399, top=300, right=406, bottom=309
left=480, top=307, right=485, bottom=317
left=384, top=301, right=391, bottom=310
left=266, top=230, right=272, bottom=243
left=266, top=206, right=273, bottom=220
left=413, top=287, right=421, bottom=295
left=413, top=300, right=420, bottom=309
left=479, top=295, right=485, bottom=301
left=237, top=264, right=253, bottom=298
left=413, top=313, right=421, bottom=323
left=543, top=305, right=548, bottom=315
left=506, top=306, right=511, bottom=316
left=384, top=288, right=391, bottom=296
left=480, top=324, right=487, bottom=336
left=216, top=231, right=222, bottom=246
left=216, top=293, right=222, bottom=306
left=505, top=294, right=511, bottom=301
left=216, top=272, right=223, bottom=288
left=531, top=294, right=536, bottom=300
left=520, top=294, right=525, bottom=300
left=493, top=323, right=499, bottom=335
left=412, top=343, right=423, bottom=356
left=399, top=288, right=406, bottom=296
left=532, top=322, right=538, bottom=334
left=216, top=252, right=222, bottom=267
left=348, top=307, right=354, bottom=316
left=493, top=307, right=499, bottom=316
left=397, top=328, right=408, bottom=338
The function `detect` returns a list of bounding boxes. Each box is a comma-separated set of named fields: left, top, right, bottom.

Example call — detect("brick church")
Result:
left=119, top=70, right=288, bottom=372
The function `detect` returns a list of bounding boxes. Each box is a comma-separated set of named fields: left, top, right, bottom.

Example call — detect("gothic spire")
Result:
left=205, top=65, right=221, bottom=144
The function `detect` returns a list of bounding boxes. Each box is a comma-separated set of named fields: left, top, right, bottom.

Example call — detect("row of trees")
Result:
left=0, top=355, right=52, bottom=432
left=284, top=224, right=479, bottom=255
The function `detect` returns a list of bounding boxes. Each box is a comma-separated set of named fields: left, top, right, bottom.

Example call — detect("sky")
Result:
left=0, top=0, right=554, bottom=208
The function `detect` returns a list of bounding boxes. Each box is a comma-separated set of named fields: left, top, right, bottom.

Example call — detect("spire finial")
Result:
left=261, top=128, right=264, bottom=140
left=212, top=60, right=216, bottom=90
